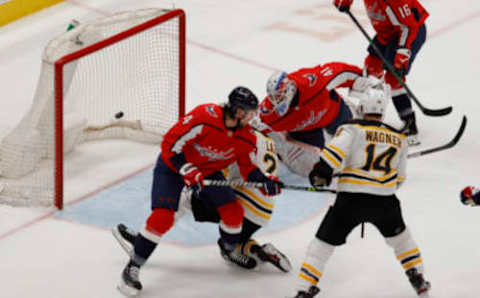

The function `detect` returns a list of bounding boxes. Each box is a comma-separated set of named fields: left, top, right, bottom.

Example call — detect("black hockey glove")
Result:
left=308, top=159, right=333, bottom=188
left=248, top=168, right=283, bottom=196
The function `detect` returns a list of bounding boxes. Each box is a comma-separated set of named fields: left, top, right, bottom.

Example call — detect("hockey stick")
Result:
left=346, top=10, right=452, bottom=117
left=203, top=180, right=337, bottom=193
left=207, top=115, right=465, bottom=190
left=407, top=115, right=467, bottom=158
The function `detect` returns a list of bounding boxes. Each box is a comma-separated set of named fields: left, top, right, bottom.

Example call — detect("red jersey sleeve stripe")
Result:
left=385, top=5, right=410, bottom=47
left=170, top=124, right=204, bottom=153
left=325, top=71, right=361, bottom=91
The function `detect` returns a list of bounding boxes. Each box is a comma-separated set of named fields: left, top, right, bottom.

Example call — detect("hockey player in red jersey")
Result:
left=333, top=0, right=429, bottom=145
left=115, top=87, right=282, bottom=296
left=257, top=62, right=379, bottom=176
left=460, top=186, right=480, bottom=206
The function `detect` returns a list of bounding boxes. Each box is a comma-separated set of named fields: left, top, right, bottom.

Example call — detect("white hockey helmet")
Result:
left=356, top=83, right=391, bottom=119
left=266, top=71, right=297, bottom=116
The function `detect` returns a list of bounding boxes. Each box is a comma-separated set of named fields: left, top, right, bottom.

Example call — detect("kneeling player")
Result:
left=218, top=130, right=291, bottom=272
left=289, top=84, right=431, bottom=298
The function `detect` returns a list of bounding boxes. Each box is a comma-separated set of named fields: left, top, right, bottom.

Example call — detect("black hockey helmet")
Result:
left=228, top=86, right=259, bottom=113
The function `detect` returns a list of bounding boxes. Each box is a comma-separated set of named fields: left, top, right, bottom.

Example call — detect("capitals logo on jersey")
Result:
left=303, top=73, right=317, bottom=87
left=193, top=144, right=234, bottom=161
left=206, top=105, right=218, bottom=118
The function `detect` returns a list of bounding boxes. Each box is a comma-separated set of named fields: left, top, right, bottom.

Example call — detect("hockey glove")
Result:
left=394, top=48, right=411, bottom=77
left=308, top=159, right=333, bottom=189
left=333, top=0, right=352, bottom=12
left=248, top=168, right=283, bottom=196
left=179, top=163, right=204, bottom=191
left=460, top=186, right=480, bottom=206
left=261, top=175, right=283, bottom=196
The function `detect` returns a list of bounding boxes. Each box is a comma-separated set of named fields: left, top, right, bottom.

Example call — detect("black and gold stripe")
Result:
left=299, top=263, right=322, bottom=285
left=397, top=248, right=422, bottom=270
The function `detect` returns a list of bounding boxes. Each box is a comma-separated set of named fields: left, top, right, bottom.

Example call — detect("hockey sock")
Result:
left=385, top=228, right=425, bottom=275
left=132, top=234, right=157, bottom=266
left=132, top=208, right=175, bottom=266
left=392, top=93, right=413, bottom=118
left=239, top=218, right=261, bottom=244
left=297, top=237, right=335, bottom=292
left=218, top=200, right=244, bottom=251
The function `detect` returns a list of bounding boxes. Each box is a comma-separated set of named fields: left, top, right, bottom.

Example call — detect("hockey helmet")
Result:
left=356, top=83, right=391, bottom=119
left=266, top=71, right=297, bottom=116
left=228, top=86, right=259, bottom=112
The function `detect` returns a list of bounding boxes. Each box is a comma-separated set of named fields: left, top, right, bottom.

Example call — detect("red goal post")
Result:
left=0, top=8, right=185, bottom=209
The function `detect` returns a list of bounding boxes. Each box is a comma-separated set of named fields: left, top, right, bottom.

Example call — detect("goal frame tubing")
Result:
left=54, top=9, right=186, bottom=209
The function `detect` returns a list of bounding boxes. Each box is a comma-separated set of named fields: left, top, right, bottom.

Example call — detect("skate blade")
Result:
left=407, top=135, right=421, bottom=146
left=112, top=227, right=133, bottom=257
left=262, top=244, right=292, bottom=272
left=117, top=282, right=139, bottom=297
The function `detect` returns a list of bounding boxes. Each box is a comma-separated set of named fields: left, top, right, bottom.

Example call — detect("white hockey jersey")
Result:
left=320, top=120, right=407, bottom=196
left=227, top=130, right=278, bottom=180
left=226, top=130, right=278, bottom=226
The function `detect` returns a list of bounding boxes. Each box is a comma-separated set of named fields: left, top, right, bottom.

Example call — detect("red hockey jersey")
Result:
left=259, top=62, right=362, bottom=133
left=364, top=0, right=429, bottom=49
left=161, top=104, right=258, bottom=179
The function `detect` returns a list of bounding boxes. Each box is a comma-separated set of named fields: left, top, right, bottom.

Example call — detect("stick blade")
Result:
left=451, top=115, right=467, bottom=145
left=422, top=105, right=453, bottom=117
left=407, top=115, right=467, bottom=158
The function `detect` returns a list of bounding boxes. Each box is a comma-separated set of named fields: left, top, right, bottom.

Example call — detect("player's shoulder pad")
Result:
left=186, top=103, right=224, bottom=127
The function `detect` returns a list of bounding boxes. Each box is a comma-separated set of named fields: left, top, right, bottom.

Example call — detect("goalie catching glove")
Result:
left=248, top=168, right=283, bottom=196
left=460, top=186, right=480, bottom=206
left=308, top=158, right=333, bottom=188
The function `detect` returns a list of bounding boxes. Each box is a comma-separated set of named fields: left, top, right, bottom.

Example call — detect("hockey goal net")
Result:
left=0, top=8, right=185, bottom=209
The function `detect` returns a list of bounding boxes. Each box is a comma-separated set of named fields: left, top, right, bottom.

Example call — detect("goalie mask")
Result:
left=356, top=83, right=391, bottom=120
left=266, top=71, right=297, bottom=117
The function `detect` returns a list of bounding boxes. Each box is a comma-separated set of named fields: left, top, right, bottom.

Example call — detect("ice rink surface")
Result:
left=0, top=0, right=479, bottom=297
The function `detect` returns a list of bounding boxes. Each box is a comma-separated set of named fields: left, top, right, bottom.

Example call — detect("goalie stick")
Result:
left=407, top=115, right=467, bottom=158
left=203, top=180, right=336, bottom=193
left=345, top=10, right=452, bottom=117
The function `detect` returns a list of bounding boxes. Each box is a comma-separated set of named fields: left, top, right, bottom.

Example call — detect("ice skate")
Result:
left=218, top=239, right=257, bottom=269
left=406, top=268, right=431, bottom=297
left=112, top=223, right=137, bottom=256
left=118, top=261, right=142, bottom=297
left=403, top=113, right=421, bottom=146
left=291, top=285, right=320, bottom=298
left=251, top=242, right=292, bottom=272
